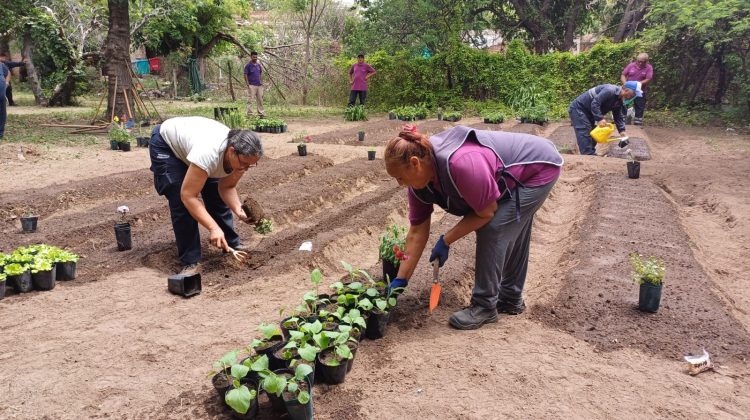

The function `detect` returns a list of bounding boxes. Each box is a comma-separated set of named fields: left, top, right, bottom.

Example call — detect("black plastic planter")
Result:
left=317, top=348, right=348, bottom=384
left=136, top=137, right=149, bottom=147
left=114, top=223, right=132, bottom=251
left=280, top=316, right=301, bottom=340
left=638, top=283, right=662, bottom=313
left=365, top=310, right=390, bottom=339
left=56, top=262, right=77, bottom=281
left=388, top=112, right=396, bottom=120
left=32, top=267, right=57, bottom=291
left=168, top=272, right=202, bottom=297
left=346, top=341, right=358, bottom=373
left=110, top=139, right=119, bottom=150
left=298, top=145, right=307, bottom=157
left=282, top=374, right=314, bottom=420
left=225, top=379, right=259, bottom=420
left=8, top=270, right=32, bottom=293
left=253, top=336, right=284, bottom=358
left=118, top=142, right=131, bottom=152
left=437, top=113, right=443, bottom=121
left=282, top=124, right=288, bottom=133
left=212, top=369, right=233, bottom=398
left=627, top=161, right=641, bottom=179
left=270, top=345, right=297, bottom=371
left=358, top=132, right=365, bottom=141
left=0, top=281, right=5, bottom=300
left=20, top=216, right=38, bottom=233
left=367, top=150, right=376, bottom=161
left=382, top=259, right=398, bottom=282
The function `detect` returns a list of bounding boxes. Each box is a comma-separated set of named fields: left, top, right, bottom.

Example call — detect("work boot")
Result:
left=448, top=303, right=498, bottom=330
left=497, top=298, right=526, bottom=315
left=179, top=263, right=200, bottom=275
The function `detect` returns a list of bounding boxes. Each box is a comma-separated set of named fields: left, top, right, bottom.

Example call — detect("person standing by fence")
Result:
left=244, top=52, right=264, bottom=118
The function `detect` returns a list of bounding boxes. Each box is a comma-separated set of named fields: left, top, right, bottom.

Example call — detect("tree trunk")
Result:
left=302, top=34, right=311, bottom=106
left=562, top=3, right=582, bottom=52
left=105, top=0, right=133, bottom=121
left=22, top=32, right=47, bottom=106
left=614, top=0, right=648, bottom=42
left=714, top=56, right=729, bottom=105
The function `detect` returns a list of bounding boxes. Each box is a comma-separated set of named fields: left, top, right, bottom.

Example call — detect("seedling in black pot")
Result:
left=114, top=205, right=133, bottom=251
left=20, top=209, right=38, bottom=233
left=631, top=252, right=665, bottom=313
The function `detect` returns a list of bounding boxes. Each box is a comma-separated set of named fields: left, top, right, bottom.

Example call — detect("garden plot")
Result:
left=532, top=174, right=750, bottom=363
left=607, top=137, right=651, bottom=160
left=310, top=119, right=456, bottom=147
left=546, top=124, right=579, bottom=154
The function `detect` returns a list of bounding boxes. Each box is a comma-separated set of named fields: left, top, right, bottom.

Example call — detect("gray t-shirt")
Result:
left=159, top=116, right=232, bottom=178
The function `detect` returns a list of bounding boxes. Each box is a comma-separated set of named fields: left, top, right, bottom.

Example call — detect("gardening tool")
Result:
left=590, top=123, right=630, bottom=148
left=429, top=260, right=442, bottom=312
left=226, top=246, right=248, bottom=264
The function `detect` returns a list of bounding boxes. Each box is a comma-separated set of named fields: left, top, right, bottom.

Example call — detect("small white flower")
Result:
left=117, top=205, right=130, bottom=214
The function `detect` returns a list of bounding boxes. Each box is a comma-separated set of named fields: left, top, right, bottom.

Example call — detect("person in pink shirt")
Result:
left=620, top=53, right=654, bottom=125
left=347, top=54, right=376, bottom=107
left=384, top=124, right=563, bottom=330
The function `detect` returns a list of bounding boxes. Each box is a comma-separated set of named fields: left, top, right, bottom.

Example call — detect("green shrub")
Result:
left=344, top=105, right=367, bottom=121
left=220, top=111, right=250, bottom=129
left=519, top=105, right=550, bottom=125
left=443, top=111, right=462, bottom=121
left=482, top=111, right=506, bottom=124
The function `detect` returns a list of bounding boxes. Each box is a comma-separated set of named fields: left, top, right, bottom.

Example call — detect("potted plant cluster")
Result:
left=210, top=261, right=404, bottom=418
left=344, top=105, right=367, bottom=122
left=109, top=120, right=134, bottom=152
left=482, top=111, right=506, bottom=124
left=115, top=205, right=133, bottom=251
left=631, top=252, right=666, bottom=313
left=0, top=244, right=80, bottom=296
left=251, top=118, right=288, bottom=133
left=378, top=224, right=408, bottom=281
left=20, top=208, right=39, bottom=233
left=393, top=105, right=428, bottom=121
left=519, top=105, right=549, bottom=125
left=443, top=111, right=462, bottom=122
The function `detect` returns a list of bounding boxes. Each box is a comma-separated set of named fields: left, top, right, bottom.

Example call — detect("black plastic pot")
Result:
left=365, top=310, right=390, bottom=339
left=114, top=223, right=132, bottom=251
left=282, top=373, right=314, bottom=420
left=8, top=270, right=32, bottom=293
left=136, top=137, right=150, bottom=147
left=110, top=139, right=119, bottom=150
left=270, top=344, right=296, bottom=371
left=627, top=161, right=640, bottom=179
left=20, top=216, right=38, bottom=233
left=367, top=150, right=376, bottom=161
left=0, top=281, right=5, bottom=301
left=56, top=261, right=77, bottom=281
left=316, top=347, right=348, bottom=385
left=358, top=132, right=365, bottom=141
left=346, top=341, right=358, bottom=373
left=225, top=379, right=259, bottom=419
left=437, top=113, right=443, bottom=121
left=388, top=112, right=396, bottom=120
left=253, top=336, right=284, bottom=358
left=282, top=124, right=288, bottom=133
left=382, top=259, right=398, bottom=282
left=212, top=369, right=233, bottom=398
left=168, top=272, right=202, bottom=297
left=280, top=316, right=301, bottom=340
left=298, top=145, right=307, bottom=157
left=32, top=267, right=57, bottom=291
left=638, top=283, right=662, bottom=313
left=118, top=142, right=131, bottom=152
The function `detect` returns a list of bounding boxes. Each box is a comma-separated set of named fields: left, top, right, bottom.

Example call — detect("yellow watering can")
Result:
left=590, top=123, right=615, bottom=143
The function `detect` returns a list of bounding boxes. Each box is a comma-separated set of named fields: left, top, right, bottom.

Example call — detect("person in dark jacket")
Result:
left=0, top=53, right=25, bottom=106
left=383, top=125, right=563, bottom=330
left=568, top=82, right=641, bottom=155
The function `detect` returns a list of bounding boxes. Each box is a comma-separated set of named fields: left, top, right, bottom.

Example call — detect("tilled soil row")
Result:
left=531, top=174, right=750, bottom=362
left=546, top=125, right=579, bottom=154
left=311, top=119, right=457, bottom=147
left=0, top=154, right=334, bottom=234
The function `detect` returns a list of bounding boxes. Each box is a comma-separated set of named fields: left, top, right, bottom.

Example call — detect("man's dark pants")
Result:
left=149, top=126, right=240, bottom=265
left=0, top=81, right=6, bottom=138
left=568, top=104, right=597, bottom=155
left=634, top=94, right=646, bottom=119
left=6, top=83, right=13, bottom=106
left=348, top=90, right=367, bottom=107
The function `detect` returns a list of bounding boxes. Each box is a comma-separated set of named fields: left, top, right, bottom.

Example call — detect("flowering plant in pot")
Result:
left=630, top=252, right=666, bottom=313
left=109, top=123, right=133, bottom=151
left=378, top=224, right=408, bottom=281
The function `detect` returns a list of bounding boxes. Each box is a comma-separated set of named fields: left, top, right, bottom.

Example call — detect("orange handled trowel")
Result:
left=429, top=260, right=442, bottom=312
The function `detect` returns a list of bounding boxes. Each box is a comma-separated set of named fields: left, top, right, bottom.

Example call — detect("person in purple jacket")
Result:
left=347, top=54, right=376, bottom=107
left=244, top=51, right=264, bottom=118
left=384, top=124, right=563, bottom=330
left=620, top=53, right=653, bottom=125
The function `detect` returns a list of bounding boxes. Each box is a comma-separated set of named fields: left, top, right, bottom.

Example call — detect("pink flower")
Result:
left=304, top=135, right=312, bottom=143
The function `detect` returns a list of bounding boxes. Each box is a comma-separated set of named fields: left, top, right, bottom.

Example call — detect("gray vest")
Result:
left=411, top=125, right=563, bottom=217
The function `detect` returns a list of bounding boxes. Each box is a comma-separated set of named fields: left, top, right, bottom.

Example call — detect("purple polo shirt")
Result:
left=408, top=142, right=561, bottom=225
left=244, top=61, right=262, bottom=86
left=349, top=62, right=375, bottom=91
left=622, top=62, right=653, bottom=91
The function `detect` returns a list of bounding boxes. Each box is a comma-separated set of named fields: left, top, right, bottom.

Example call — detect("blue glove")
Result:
left=387, top=278, right=408, bottom=296
left=429, top=235, right=450, bottom=267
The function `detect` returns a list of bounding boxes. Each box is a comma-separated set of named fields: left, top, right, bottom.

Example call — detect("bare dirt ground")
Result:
left=1, top=116, right=749, bottom=419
